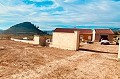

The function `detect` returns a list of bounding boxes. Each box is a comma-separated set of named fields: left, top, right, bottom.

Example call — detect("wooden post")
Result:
left=118, top=40, right=120, bottom=61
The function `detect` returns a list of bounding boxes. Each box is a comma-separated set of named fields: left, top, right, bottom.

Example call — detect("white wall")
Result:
left=11, top=35, right=40, bottom=45
left=92, top=30, right=95, bottom=41
left=118, top=40, right=120, bottom=61
left=33, top=35, right=40, bottom=44
left=50, top=31, right=80, bottom=50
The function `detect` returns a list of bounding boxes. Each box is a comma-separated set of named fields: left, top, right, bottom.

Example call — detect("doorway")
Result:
left=100, top=35, right=108, bottom=41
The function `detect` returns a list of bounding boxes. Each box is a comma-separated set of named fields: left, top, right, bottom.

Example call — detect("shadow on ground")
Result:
left=79, top=48, right=117, bottom=54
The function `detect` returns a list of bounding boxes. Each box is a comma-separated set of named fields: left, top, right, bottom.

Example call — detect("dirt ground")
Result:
left=0, top=40, right=120, bottom=79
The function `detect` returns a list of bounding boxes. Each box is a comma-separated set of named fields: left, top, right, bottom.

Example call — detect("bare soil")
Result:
left=0, top=40, right=120, bottom=79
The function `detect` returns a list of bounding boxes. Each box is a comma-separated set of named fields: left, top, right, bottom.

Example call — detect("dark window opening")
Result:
left=100, top=35, right=108, bottom=41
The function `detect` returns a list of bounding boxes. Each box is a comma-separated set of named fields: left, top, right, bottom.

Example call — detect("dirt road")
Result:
left=0, top=40, right=120, bottom=79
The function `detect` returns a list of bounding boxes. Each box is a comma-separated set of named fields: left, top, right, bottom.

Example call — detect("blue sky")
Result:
left=0, top=0, right=120, bottom=30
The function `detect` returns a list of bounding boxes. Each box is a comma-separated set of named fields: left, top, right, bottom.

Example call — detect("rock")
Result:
left=0, top=47, right=5, bottom=50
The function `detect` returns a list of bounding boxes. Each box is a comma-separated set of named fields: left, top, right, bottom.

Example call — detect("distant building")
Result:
left=92, top=29, right=114, bottom=42
left=54, top=28, right=93, bottom=41
left=51, top=28, right=114, bottom=50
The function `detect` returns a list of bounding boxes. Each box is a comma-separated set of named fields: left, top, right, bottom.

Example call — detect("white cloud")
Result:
left=28, top=0, right=55, bottom=1
left=64, top=0, right=77, bottom=3
left=0, top=0, right=120, bottom=30
left=0, top=19, right=6, bottom=23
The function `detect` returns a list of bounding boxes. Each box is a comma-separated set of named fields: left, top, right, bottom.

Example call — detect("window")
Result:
left=88, top=36, right=91, bottom=40
left=80, top=35, right=83, bottom=39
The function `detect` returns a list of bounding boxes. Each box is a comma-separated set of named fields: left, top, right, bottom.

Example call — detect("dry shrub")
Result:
left=39, top=36, right=46, bottom=46
left=0, top=34, right=12, bottom=40
left=11, top=35, right=34, bottom=40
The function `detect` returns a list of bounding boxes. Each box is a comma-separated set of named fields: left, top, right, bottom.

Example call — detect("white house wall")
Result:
left=92, top=30, right=95, bottom=41
left=50, top=31, right=80, bottom=50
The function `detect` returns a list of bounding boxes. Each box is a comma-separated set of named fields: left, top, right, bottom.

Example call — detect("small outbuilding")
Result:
left=92, top=29, right=114, bottom=42
left=50, top=28, right=80, bottom=50
left=54, top=28, right=93, bottom=41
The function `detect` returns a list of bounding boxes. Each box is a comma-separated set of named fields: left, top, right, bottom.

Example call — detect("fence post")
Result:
left=118, top=40, right=120, bottom=61
left=34, top=35, right=40, bottom=44
left=74, top=31, right=80, bottom=50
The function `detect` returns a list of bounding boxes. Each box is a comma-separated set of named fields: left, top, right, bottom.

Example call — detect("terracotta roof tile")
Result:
left=54, top=28, right=92, bottom=34
left=95, top=29, right=114, bottom=34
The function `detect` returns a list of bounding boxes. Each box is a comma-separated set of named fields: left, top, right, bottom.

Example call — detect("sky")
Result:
left=0, top=0, right=120, bottom=30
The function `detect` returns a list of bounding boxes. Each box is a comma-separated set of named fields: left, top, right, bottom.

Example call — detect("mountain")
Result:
left=110, top=28, right=120, bottom=35
left=43, top=30, right=53, bottom=35
left=3, top=22, right=46, bottom=35
left=110, top=28, right=120, bottom=31
left=0, top=29, right=3, bottom=34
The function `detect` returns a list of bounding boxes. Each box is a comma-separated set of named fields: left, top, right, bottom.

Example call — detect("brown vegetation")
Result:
left=0, top=34, right=52, bottom=40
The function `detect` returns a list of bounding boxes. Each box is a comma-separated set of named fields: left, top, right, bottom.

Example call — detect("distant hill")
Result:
left=0, top=29, right=3, bottom=34
left=110, top=28, right=120, bottom=31
left=43, top=30, right=53, bottom=35
left=3, top=22, right=46, bottom=35
left=110, top=28, right=120, bottom=35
